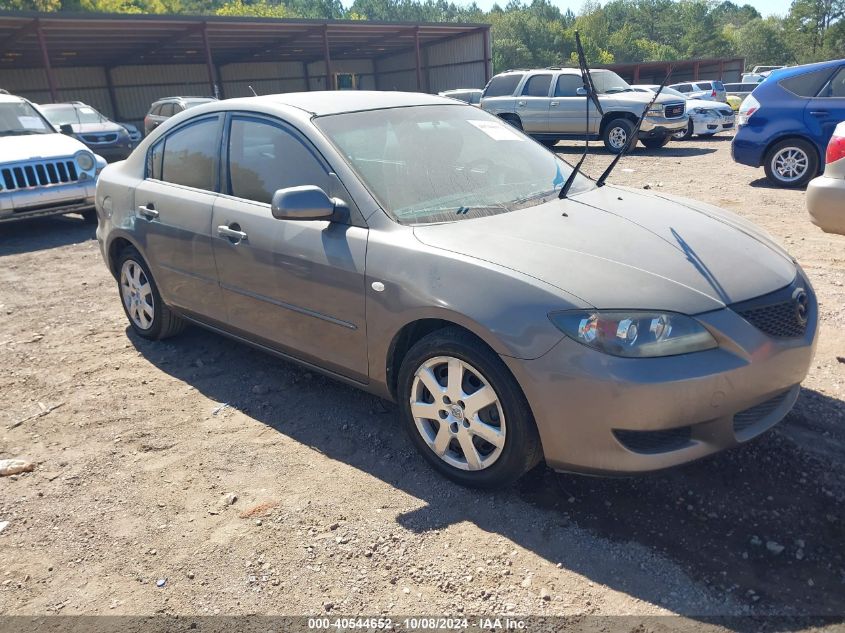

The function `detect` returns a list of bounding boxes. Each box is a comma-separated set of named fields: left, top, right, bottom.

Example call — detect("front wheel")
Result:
left=764, top=138, right=819, bottom=188
left=673, top=120, right=694, bottom=141
left=602, top=118, right=634, bottom=154
left=397, top=328, right=542, bottom=488
left=641, top=135, right=671, bottom=150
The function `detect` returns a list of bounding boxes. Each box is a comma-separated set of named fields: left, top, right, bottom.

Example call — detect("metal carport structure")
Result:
left=0, top=11, right=491, bottom=124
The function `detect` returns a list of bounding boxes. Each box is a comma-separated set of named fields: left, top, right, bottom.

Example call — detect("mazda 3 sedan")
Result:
left=95, top=92, right=817, bottom=488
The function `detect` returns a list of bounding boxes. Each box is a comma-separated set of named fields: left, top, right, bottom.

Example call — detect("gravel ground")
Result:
left=0, top=134, right=844, bottom=628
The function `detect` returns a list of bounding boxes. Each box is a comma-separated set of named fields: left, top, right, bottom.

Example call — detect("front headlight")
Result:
left=75, top=151, right=95, bottom=171
left=549, top=310, right=717, bottom=358
left=646, top=105, right=663, bottom=117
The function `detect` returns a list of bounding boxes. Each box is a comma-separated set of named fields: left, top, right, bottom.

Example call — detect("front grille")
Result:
left=613, top=427, right=693, bottom=454
left=731, top=276, right=812, bottom=339
left=733, top=390, right=791, bottom=435
left=665, top=102, right=686, bottom=119
left=1, top=158, right=79, bottom=191
left=81, top=133, right=118, bottom=144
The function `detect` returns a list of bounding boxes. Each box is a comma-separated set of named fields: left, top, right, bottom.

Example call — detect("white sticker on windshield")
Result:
left=18, top=116, right=47, bottom=130
left=468, top=119, right=525, bottom=141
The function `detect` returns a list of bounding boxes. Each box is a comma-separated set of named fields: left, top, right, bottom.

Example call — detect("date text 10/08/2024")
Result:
left=307, top=617, right=528, bottom=630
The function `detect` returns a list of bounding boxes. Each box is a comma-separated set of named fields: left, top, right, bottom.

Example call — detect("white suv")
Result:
left=0, top=93, right=105, bottom=223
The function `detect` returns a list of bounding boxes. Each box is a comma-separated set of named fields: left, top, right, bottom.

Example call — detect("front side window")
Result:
left=160, top=117, right=219, bottom=190
left=522, top=74, right=552, bottom=97
left=555, top=75, right=583, bottom=97
left=227, top=116, right=329, bottom=204
left=483, top=74, right=523, bottom=98
left=315, top=104, right=593, bottom=226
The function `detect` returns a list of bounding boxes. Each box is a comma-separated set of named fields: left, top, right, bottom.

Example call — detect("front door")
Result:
left=133, top=114, right=225, bottom=322
left=211, top=114, right=369, bottom=381
left=548, top=74, right=601, bottom=135
left=515, top=74, right=552, bottom=134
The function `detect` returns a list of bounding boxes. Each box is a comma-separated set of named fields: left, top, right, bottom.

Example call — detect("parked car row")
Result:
left=631, top=85, right=734, bottom=140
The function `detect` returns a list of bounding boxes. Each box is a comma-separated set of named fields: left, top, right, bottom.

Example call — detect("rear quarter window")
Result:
left=779, top=67, right=838, bottom=97
left=483, top=74, right=524, bottom=98
left=697, top=82, right=713, bottom=90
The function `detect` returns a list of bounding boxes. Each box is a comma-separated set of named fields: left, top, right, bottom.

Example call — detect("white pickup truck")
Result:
left=0, top=93, right=105, bottom=224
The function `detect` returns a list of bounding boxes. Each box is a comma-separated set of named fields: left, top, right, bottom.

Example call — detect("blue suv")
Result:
left=732, top=59, right=845, bottom=187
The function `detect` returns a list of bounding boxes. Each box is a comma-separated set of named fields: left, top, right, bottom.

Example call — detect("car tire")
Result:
left=81, top=209, right=97, bottom=224
left=673, top=120, right=694, bottom=141
left=397, top=327, right=543, bottom=489
left=116, top=246, right=186, bottom=340
left=764, top=138, right=819, bottom=188
left=641, top=135, right=671, bottom=150
left=602, top=118, right=634, bottom=154
left=539, top=138, right=558, bottom=149
left=499, top=114, right=523, bottom=131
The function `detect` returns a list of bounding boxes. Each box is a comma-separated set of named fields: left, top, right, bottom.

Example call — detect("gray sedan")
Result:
left=94, top=92, right=817, bottom=488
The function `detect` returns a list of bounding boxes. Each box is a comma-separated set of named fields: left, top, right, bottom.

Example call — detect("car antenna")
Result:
left=595, top=65, right=674, bottom=188
left=559, top=30, right=604, bottom=199
left=248, top=85, right=258, bottom=97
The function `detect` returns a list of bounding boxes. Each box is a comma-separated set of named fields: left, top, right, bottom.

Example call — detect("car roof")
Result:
left=224, top=91, right=462, bottom=116
left=768, top=58, right=844, bottom=81
left=0, top=93, right=25, bottom=103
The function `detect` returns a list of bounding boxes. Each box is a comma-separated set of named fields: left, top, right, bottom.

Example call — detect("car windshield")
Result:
left=593, top=71, right=632, bottom=94
left=0, top=100, right=54, bottom=136
left=315, top=104, right=593, bottom=226
left=649, top=87, right=687, bottom=99
left=42, top=104, right=104, bottom=126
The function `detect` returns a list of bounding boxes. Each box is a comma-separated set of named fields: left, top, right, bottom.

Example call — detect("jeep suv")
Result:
left=481, top=68, right=688, bottom=152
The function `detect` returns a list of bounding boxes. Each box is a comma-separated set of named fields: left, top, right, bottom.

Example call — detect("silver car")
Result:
left=95, top=92, right=817, bottom=488
left=481, top=69, right=687, bottom=152
left=632, top=86, right=735, bottom=140
left=670, top=80, right=728, bottom=103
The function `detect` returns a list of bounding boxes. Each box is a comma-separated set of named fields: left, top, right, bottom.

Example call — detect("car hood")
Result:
left=686, top=98, right=728, bottom=110
left=607, top=91, right=685, bottom=106
left=0, top=132, right=91, bottom=163
left=412, top=185, right=797, bottom=314
left=70, top=122, right=124, bottom=134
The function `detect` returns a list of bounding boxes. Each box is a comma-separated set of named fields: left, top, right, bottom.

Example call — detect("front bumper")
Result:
left=0, top=180, right=96, bottom=223
left=639, top=115, right=688, bottom=138
left=692, top=113, right=735, bottom=135
left=504, top=285, right=818, bottom=474
left=807, top=174, right=845, bottom=235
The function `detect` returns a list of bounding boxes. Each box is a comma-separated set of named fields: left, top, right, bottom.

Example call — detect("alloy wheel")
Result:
left=772, top=146, right=809, bottom=183
left=410, top=356, right=506, bottom=471
left=120, top=259, right=155, bottom=330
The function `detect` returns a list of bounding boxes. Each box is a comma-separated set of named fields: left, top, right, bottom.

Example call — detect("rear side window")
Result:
left=483, top=74, right=523, bottom=98
left=674, top=84, right=692, bottom=93
left=555, top=75, right=583, bottom=97
left=820, top=67, right=845, bottom=98
left=161, top=103, right=176, bottom=117
left=780, top=67, right=838, bottom=97
left=146, top=140, right=163, bottom=179
left=227, top=116, right=329, bottom=205
left=160, top=117, right=219, bottom=191
left=522, top=74, right=552, bottom=97
left=149, top=104, right=162, bottom=116
left=697, top=82, right=713, bottom=90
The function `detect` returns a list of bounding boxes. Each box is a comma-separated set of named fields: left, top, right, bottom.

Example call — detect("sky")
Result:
left=463, top=0, right=795, bottom=16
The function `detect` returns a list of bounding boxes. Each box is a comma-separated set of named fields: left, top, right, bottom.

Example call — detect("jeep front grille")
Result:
left=1, top=158, right=79, bottom=191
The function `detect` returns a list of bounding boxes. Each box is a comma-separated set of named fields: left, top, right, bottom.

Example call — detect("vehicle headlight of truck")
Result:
left=646, top=105, right=664, bottom=118
left=549, top=310, right=717, bottom=358
left=75, top=150, right=96, bottom=172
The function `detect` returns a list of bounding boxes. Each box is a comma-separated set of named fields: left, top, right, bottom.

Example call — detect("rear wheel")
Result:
left=81, top=209, right=97, bottom=224
left=603, top=118, right=634, bottom=154
left=397, top=328, right=542, bottom=488
left=764, top=138, right=819, bottom=188
left=539, top=138, right=558, bottom=149
left=116, top=246, right=186, bottom=340
left=641, top=135, right=671, bottom=150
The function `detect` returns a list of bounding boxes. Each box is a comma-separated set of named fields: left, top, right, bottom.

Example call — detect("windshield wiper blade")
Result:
left=560, top=30, right=604, bottom=200
left=595, top=65, right=674, bottom=188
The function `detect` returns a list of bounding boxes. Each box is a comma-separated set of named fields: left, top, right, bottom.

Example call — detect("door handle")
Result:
left=217, top=225, right=248, bottom=242
left=517, top=100, right=526, bottom=107
left=810, top=110, right=829, bottom=117
left=137, top=204, right=159, bottom=219
left=550, top=101, right=559, bottom=106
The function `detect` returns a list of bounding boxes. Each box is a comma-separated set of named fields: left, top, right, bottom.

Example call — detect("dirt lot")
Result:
left=1, top=134, right=844, bottom=628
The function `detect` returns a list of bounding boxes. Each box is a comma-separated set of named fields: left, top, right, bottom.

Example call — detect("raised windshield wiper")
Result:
left=595, top=66, right=674, bottom=188
left=560, top=30, right=604, bottom=200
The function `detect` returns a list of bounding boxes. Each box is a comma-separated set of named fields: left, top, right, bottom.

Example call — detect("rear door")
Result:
left=548, top=73, right=600, bottom=135
left=211, top=113, right=369, bottom=381
left=132, top=114, right=225, bottom=322
left=515, top=74, right=552, bottom=133
left=805, top=65, right=845, bottom=150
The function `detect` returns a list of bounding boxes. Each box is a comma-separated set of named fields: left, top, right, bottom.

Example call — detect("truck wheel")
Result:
left=641, top=135, right=671, bottom=150
left=81, top=209, right=97, bottom=224
left=764, top=138, right=819, bottom=188
left=673, top=121, right=694, bottom=141
left=539, top=139, right=558, bottom=149
left=602, top=118, right=634, bottom=154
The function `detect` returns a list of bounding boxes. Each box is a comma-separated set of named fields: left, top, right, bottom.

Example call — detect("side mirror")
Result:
left=59, top=123, right=74, bottom=135
left=271, top=185, right=340, bottom=221
left=576, top=87, right=588, bottom=96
